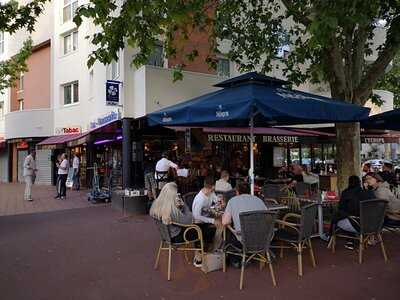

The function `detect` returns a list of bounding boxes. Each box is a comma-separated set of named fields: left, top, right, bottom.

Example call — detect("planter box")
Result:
left=111, top=190, right=125, bottom=212
left=124, top=195, right=148, bottom=215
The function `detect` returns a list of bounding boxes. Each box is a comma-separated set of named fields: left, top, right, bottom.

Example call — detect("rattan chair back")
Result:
left=263, top=184, right=285, bottom=200
left=154, top=218, right=172, bottom=244
left=239, top=210, right=277, bottom=253
left=182, top=192, right=197, bottom=212
left=296, top=182, right=310, bottom=198
left=360, top=199, right=387, bottom=235
left=299, top=203, right=318, bottom=241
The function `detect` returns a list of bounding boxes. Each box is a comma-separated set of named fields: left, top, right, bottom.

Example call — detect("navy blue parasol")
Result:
left=148, top=72, right=370, bottom=194
left=362, top=108, right=400, bottom=130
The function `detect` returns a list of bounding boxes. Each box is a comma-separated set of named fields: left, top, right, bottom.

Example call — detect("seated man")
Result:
left=365, top=172, right=400, bottom=227
left=192, top=176, right=220, bottom=266
left=215, top=170, right=233, bottom=192
left=222, top=181, right=268, bottom=266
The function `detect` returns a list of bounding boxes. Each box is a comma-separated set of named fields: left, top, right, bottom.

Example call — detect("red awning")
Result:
left=37, top=120, right=120, bottom=149
left=37, top=133, right=84, bottom=146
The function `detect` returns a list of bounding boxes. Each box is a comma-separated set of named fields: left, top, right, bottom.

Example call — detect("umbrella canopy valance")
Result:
left=148, top=72, right=370, bottom=127
left=362, top=108, right=400, bottom=130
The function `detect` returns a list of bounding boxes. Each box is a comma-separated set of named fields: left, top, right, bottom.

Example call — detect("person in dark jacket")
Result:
left=331, top=175, right=375, bottom=249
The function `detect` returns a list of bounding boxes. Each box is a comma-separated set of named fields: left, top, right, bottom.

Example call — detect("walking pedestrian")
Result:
left=56, top=153, right=69, bottom=200
left=23, top=150, right=37, bottom=201
left=72, top=152, right=80, bottom=190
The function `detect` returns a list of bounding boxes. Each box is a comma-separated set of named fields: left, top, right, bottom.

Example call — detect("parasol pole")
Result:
left=249, top=113, right=255, bottom=195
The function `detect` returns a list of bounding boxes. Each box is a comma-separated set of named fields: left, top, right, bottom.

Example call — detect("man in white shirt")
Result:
left=154, top=152, right=178, bottom=191
left=215, top=170, right=233, bottom=192
left=192, top=177, right=221, bottom=267
left=72, top=153, right=80, bottom=190
left=155, top=152, right=178, bottom=178
left=23, top=150, right=37, bottom=201
left=56, top=153, right=69, bottom=200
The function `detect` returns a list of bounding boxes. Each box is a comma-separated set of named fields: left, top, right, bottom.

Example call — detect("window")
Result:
left=111, top=59, right=119, bottom=79
left=18, top=73, right=24, bottom=91
left=63, top=31, right=78, bottom=55
left=147, top=44, right=164, bottom=67
left=63, top=0, right=79, bottom=23
left=0, top=32, right=4, bottom=54
left=217, top=58, right=230, bottom=77
left=63, top=81, right=79, bottom=105
left=18, top=100, right=24, bottom=111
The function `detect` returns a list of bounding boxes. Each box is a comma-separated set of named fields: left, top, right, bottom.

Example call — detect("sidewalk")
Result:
left=0, top=183, right=102, bottom=216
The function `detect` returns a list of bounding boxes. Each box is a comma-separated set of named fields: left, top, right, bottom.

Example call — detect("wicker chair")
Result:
left=328, top=199, right=388, bottom=264
left=296, top=182, right=311, bottom=198
left=262, top=184, right=286, bottom=201
left=223, top=211, right=277, bottom=290
left=153, top=218, right=204, bottom=280
left=182, top=192, right=197, bottom=212
left=223, top=189, right=237, bottom=203
left=274, top=203, right=318, bottom=277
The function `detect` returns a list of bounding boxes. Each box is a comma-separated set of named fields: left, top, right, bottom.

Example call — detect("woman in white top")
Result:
left=56, top=153, right=69, bottom=200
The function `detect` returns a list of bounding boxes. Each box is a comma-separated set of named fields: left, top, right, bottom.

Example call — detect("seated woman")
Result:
left=150, top=182, right=196, bottom=243
left=332, top=176, right=375, bottom=249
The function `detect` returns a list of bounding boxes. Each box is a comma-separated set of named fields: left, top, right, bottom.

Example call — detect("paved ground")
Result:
left=0, top=205, right=399, bottom=300
left=0, top=183, right=100, bottom=216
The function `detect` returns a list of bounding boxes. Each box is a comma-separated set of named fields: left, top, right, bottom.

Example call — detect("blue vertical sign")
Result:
left=106, top=80, right=121, bottom=106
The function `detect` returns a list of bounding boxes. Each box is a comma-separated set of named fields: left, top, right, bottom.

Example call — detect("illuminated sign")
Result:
left=207, top=134, right=300, bottom=144
left=89, top=111, right=120, bottom=129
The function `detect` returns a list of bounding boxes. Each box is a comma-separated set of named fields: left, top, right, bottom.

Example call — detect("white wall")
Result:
left=52, top=0, right=117, bottom=132
left=4, top=108, right=54, bottom=139
left=125, top=66, right=223, bottom=118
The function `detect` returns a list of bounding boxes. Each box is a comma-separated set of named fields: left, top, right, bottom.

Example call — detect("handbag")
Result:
left=201, top=251, right=223, bottom=273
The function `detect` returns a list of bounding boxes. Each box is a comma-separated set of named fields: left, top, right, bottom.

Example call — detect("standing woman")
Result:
left=56, top=153, right=69, bottom=200
left=150, top=182, right=195, bottom=243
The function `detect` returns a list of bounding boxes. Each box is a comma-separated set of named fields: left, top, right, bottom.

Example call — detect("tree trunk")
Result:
left=335, top=122, right=361, bottom=193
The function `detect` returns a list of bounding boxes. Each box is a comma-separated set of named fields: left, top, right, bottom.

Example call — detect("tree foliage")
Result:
left=76, top=0, right=400, bottom=105
left=0, top=0, right=47, bottom=91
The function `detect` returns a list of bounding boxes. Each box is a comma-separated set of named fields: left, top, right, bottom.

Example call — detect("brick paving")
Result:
left=0, top=206, right=399, bottom=300
left=0, top=183, right=104, bottom=216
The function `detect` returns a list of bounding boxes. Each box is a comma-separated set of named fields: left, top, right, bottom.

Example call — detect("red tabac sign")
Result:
left=55, top=127, right=81, bottom=135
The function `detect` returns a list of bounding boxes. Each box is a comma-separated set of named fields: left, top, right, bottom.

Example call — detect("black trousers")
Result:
left=58, top=174, right=68, bottom=197
left=225, top=229, right=243, bottom=264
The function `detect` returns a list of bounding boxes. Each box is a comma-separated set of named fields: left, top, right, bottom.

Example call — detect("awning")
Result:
left=37, top=120, right=121, bottom=149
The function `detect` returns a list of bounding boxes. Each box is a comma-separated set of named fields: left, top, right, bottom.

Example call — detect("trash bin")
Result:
left=111, top=190, right=125, bottom=212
